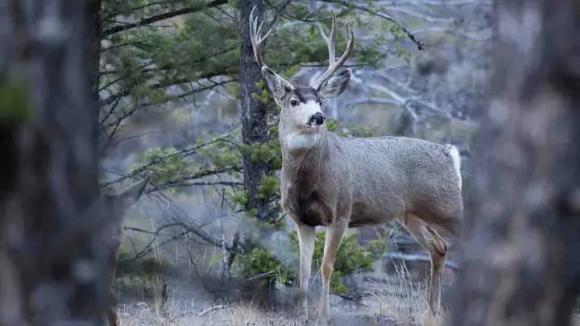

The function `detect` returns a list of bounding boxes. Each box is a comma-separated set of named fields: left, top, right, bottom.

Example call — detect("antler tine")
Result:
left=249, top=6, right=273, bottom=69
left=317, top=11, right=336, bottom=67
left=312, top=13, right=354, bottom=90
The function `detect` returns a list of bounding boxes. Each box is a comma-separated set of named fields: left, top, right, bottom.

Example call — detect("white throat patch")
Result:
left=284, top=132, right=321, bottom=150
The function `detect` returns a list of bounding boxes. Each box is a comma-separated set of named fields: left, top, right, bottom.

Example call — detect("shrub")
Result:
left=234, top=246, right=294, bottom=287
left=310, top=232, right=376, bottom=294
left=234, top=230, right=388, bottom=295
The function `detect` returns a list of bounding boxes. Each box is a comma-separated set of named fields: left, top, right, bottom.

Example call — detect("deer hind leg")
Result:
left=296, top=223, right=315, bottom=319
left=319, top=219, right=348, bottom=324
left=400, top=214, right=447, bottom=314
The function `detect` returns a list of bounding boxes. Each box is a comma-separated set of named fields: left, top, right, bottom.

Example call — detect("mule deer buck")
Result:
left=249, top=8, right=463, bottom=323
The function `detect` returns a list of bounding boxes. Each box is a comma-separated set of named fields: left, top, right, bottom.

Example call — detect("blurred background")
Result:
left=1, top=0, right=579, bottom=325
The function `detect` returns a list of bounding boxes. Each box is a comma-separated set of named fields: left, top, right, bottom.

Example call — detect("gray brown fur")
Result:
left=293, top=86, right=321, bottom=103
left=281, top=132, right=463, bottom=234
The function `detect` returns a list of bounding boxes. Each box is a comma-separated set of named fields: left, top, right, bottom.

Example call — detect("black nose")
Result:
left=310, top=112, right=326, bottom=126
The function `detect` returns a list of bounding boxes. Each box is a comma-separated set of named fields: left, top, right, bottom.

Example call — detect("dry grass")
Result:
left=118, top=300, right=302, bottom=326
left=420, top=310, right=447, bottom=326
left=116, top=262, right=448, bottom=326
left=362, top=262, right=430, bottom=324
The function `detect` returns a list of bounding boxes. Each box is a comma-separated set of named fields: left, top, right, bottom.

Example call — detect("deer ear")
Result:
left=318, top=69, right=351, bottom=98
left=262, top=67, right=294, bottom=99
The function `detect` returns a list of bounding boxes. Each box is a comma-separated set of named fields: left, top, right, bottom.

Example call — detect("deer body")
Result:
left=281, top=133, right=462, bottom=231
left=282, top=131, right=462, bottom=323
left=249, top=8, right=462, bottom=323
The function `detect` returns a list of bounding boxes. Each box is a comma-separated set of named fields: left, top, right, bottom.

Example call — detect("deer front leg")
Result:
left=297, top=223, right=315, bottom=319
left=319, top=219, right=348, bottom=324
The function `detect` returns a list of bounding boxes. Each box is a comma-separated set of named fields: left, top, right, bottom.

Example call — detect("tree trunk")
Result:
left=452, top=1, right=580, bottom=325
left=0, top=0, right=108, bottom=324
left=238, top=0, right=272, bottom=222
left=87, top=0, right=102, bottom=147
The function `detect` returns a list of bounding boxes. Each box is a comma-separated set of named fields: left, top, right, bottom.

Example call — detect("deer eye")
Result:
left=290, top=99, right=299, bottom=107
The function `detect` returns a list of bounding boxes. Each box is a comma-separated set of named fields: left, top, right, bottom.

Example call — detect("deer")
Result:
left=102, top=177, right=150, bottom=326
left=249, top=8, right=463, bottom=324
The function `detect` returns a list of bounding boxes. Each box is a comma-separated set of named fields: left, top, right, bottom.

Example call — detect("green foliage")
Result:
left=229, top=189, right=249, bottom=209
left=366, top=237, right=390, bottom=258
left=131, top=147, right=195, bottom=184
left=352, top=27, right=388, bottom=69
left=257, top=175, right=279, bottom=200
left=325, top=119, right=379, bottom=138
left=349, top=126, right=380, bottom=138
left=233, top=137, right=282, bottom=217
left=242, top=141, right=281, bottom=166
left=114, top=250, right=170, bottom=300
left=0, top=79, right=32, bottom=122
left=197, top=138, right=241, bottom=170
left=100, top=0, right=239, bottom=115
left=126, top=134, right=242, bottom=193
left=235, top=230, right=387, bottom=295
left=235, top=246, right=294, bottom=286
left=310, top=232, right=375, bottom=294
left=253, top=80, right=272, bottom=105
left=326, top=119, right=339, bottom=132
left=100, top=0, right=411, bottom=130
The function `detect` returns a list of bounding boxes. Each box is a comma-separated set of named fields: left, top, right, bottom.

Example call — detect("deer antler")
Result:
left=249, top=6, right=274, bottom=70
left=311, top=12, right=354, bottom=90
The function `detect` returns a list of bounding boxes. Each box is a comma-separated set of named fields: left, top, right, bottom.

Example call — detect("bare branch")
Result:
left=99, top=78, right=236, bottom=135
left=378, top=0, right=491, bottom=6
left=146, top=169, right=241, bottom=194
left=318, top=0, right=424, bottom=50
left=149, top=181, right=242, bottom=193
left=384, top=252, right=460, bottom=271
left=197, top=305, right=226, bottom=317
left=123, top=220, right=244, bottom=262
left=99, top=69, right=235, bottom=107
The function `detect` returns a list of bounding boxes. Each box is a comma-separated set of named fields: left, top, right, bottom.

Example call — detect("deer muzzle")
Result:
left=308, top=112, right=326, bottom=126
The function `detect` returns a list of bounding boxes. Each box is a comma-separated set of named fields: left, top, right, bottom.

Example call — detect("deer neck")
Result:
left=280, top=129, right=328, bottom=186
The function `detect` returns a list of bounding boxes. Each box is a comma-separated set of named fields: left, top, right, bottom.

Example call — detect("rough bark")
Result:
left=0, top=0, right=108, bottom=324
left=452, top=1, right=580, bottom=325
left=238, top=0, right=272, bottom=222
left=87, top=0, right=102, bottom=133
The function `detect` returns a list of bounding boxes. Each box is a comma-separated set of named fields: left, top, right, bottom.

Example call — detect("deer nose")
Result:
left=309, top=112, right=326, bottom=126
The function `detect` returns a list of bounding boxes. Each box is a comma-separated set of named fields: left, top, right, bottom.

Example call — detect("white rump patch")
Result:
left=447, top=145, right=462, bottom=190
left=284, top=132, right=321, bottom=150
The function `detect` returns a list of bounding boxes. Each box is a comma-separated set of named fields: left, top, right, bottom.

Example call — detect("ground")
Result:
left=117, top=265, right=439, bottom=326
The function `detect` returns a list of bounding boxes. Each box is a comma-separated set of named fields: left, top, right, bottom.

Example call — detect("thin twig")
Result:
left=103, top=0, right=228, bottom=36
left=319, top=0, right=424, bottom=50
left=197, top=305, right=226, bottom=317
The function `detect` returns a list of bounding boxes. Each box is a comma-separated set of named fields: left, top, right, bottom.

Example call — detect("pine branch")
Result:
left=100, top=70, right=235, bottom=106
left=103, top=0, right=228, bottom=37
left=101, top=132, right=237, bottom=187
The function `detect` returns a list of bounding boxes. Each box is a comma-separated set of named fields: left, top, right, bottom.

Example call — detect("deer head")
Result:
left=249, top=8, right=354, bottom=147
